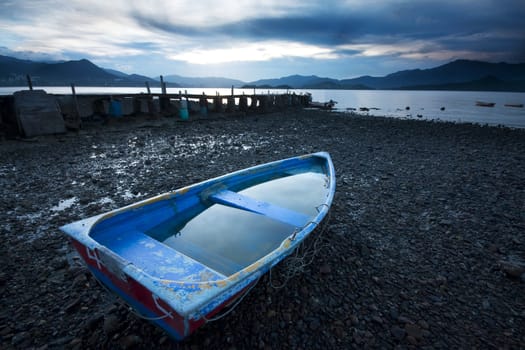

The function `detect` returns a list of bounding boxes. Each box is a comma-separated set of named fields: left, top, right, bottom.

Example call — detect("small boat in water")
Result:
left=60, top=152, right=335, bottom=340
left=309, top=99, right=337, bottom=110
left=476, top=101, right=496, bottom=107
left=504, top=103, right=524, bottom=108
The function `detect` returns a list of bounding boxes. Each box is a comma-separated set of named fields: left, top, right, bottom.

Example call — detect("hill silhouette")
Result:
left=1, top=55, right=524, bottom=91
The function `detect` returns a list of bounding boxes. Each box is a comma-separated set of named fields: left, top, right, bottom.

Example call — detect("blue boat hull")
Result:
left=61, top=152, right=336, bottom=340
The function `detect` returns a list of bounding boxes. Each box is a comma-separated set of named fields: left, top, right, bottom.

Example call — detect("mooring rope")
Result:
left=268, top=207, right=331, bottom=289
left=203, top=276, right=261, bottom=322
left=128, top=305, right=174, bottom=321
left=90, top=272, right=175, bottom=321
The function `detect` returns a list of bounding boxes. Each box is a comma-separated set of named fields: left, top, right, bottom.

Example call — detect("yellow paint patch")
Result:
left=177, top=187, right=190, bottom=196
left=245, top=260, right=263, bottom=273
left=215, top=280, right=229, bottom=288
left=199, top=270, right=217, bottom=282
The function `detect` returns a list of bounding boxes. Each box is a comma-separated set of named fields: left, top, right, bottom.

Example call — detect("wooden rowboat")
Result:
left=60, top=152, right=335, bottom=340
left=309, top=100, right=337, bottom=110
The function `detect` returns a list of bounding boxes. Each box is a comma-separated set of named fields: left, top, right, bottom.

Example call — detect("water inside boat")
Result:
left=148, top=172, right=329, bottom=276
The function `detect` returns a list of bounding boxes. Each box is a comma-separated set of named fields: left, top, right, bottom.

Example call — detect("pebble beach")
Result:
left=1, top=109, right=524, bottom=349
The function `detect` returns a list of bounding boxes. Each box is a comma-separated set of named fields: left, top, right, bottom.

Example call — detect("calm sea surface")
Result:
left=1, top=86, right=524, bottom=128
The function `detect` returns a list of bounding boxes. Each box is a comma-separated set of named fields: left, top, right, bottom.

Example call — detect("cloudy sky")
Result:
left=1, top=0, right=524, bottom=81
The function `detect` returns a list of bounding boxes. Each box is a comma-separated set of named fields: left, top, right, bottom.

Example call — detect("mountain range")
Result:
left=1, top=54, right=524, bottom=91
left=0, top=55, right=160, bottom=87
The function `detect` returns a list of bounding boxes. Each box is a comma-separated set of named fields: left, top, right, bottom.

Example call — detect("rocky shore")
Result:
left=1, top=110, right=524, bottom=349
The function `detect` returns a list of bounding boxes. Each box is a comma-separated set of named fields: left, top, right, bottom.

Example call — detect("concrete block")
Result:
left=14, top=90, right=66, bottom=137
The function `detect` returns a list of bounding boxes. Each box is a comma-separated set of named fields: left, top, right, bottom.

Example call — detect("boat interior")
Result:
left=88, top=158, right=331, bottom=279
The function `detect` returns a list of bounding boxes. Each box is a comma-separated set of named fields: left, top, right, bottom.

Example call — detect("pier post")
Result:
left=269, top=94, right=276, bottom=111
left=227, top=96, right=236, bottom=112
left=291, top=93, right=298, bottom=106
left=239, top=94, right=248, bottom=112
left=68, top=84, right=82, bottom=129
left=26, top=75, right=33, bottom=91
left=250, top=94, right=258, bottom=110
left=259, top=95, right=269, bottom=112
left=178, top=91, right=189, bottom=120
left=159, top=75, right=169, bottom=112
left=214, top=94, right=224, bottom=113
left=200, top=93, right=208, bottom=117
left=275, top=94, right=285, bottom=110
left=145, top=81, right=151, bottom=94
left=160, top=75, right=167, bottom=94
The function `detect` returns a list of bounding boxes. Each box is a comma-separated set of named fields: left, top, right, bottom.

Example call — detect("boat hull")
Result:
left=61, top=152, right=335, bottom=340
left=476, top=101, right=496, bottom=107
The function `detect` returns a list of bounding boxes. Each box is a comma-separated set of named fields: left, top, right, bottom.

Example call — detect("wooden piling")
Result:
left=291, top=93, right=299, bottom=106
left=239, top=95, right=248, bottom=112
left=200, top=93, right=208, bottom=116
left=214, top=96, right=224, bottom=113
left=158, top=76, right=169, bottom=112
left=259, top=95, right=269, bottom=112
left=68, top=84, right=82, bottom=130
left=227, top=96, right=235, bottom=112
left=160, top=76, right=167, bottom=94
left=26, top=75, right=33, bottom=90
left=275, top=94, right=285, bottom=109
left=250, top=95, right=258, bottom=109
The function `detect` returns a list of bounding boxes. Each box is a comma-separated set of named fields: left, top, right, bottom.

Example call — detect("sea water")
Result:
left=150, top=172, right=330, bottom=276
left=306, top=89, right=525, bottom=128
left=2, top=87, right=522, bottom=127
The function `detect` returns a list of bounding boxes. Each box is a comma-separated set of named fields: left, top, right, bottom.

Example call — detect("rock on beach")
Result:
left=0, top=109, right=524, bottom=349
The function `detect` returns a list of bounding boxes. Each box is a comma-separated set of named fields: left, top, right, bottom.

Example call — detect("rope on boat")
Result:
left=128, top=305, right=174, bottom=321
left=203, top=276, right=261, bottom=323
left=268, top=206, right=331, bottom=289
left=91, top=273, right=175, bottom=321
left=67, top=251, right=163, bottom=320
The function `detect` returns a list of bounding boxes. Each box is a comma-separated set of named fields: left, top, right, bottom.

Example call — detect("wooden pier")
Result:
left=0, top=88, right=312, bottom=138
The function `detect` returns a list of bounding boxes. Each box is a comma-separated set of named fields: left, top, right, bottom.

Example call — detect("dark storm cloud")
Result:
left=132, top=12, right=367, bottom=45
left=131, top=0, right=525, bottom=60
left=131, top=13, right=206, bottom=38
